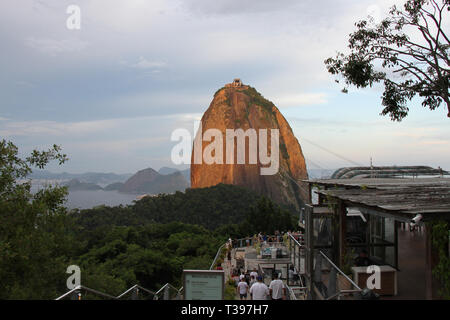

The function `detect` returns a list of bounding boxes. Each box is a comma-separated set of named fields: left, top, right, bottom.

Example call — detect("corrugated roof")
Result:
left=308, top=178, right=450, bottom=218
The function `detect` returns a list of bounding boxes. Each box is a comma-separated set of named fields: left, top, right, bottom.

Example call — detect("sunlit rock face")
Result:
left=190, top=81, right=309, bottom=211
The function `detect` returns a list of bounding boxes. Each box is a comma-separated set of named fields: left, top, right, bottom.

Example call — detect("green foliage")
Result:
left=74, top=183, right=274, bottom=231
left=341, top=248, right=356, bottom=275
left=74, top=222, right=222, bottom=292
left=214, top=87, right=226, bottom=97
left=243, top=86, right=276, bottom=114
left=224, top=280, right=237, bottom=300
left=0, top=140, right=75, bottom=299
left=430, top=220, right=450, bottom=299
left=325, top=0, right=450, bottom=120
left=280, top=142, right=289, bottom=159
left=239, top=197, right=296, bottom=236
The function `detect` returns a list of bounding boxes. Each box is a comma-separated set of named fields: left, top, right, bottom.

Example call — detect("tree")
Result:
left=325, top=0, right=450, bottom=121
left=0, top=140, right=75, bottom=299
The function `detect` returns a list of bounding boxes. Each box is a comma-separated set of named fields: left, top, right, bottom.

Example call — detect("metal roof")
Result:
left=330, top=166, right=449, bottom=179
left=307, top=178, right=450, bottom=219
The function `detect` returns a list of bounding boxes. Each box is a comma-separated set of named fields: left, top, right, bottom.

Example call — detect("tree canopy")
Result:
left=325, top=0, right=450, bottom=121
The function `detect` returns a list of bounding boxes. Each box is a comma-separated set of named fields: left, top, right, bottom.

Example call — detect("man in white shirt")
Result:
left=250, top=268, right=258, bottom=280
left=236, top=278, right=249, bottom=300
left=249, top=276, right=269, bottom=300
left=269, top=273, right=286, bottom=300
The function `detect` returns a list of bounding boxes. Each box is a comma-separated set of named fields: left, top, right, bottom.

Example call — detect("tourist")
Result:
left=227, top=249, right=232, bottom=267
left=269, top=273, right=286, bottom=300
left=249, top=275, right=257, bottom=288
left=288, top=266, right=294, bottom=284
left=249, top=276, right=269, bottom=300
left=237, top=278, right=249, bottom=300
left=250, top=268, right=258, bottom=280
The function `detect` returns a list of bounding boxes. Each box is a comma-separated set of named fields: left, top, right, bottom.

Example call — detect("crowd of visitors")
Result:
left=225, top=232, right=307, bottom=300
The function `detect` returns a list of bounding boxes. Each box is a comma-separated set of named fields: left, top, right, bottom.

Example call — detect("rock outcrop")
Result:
left=190, top=81, right=309, bottom=210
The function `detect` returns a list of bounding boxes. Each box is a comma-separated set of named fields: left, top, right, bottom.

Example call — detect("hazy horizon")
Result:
left=1, top=0, right=449, bottom=174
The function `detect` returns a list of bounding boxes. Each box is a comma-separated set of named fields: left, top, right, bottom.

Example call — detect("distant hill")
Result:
left=158, top=167, right=180, bottom=175
left=30, top=170, right=132, bottom=185
left=120, top=168, right=189, bottom=194
left=64, top=179, right=103, bottom=191
left=158, top=167, right=190, bottom=183
left=103, top=182, right=124, bottom=191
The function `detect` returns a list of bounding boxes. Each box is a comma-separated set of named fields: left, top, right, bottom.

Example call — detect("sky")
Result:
left=0, top=0, right=449, bottom=174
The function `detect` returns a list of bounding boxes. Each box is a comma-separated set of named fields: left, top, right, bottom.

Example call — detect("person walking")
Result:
left=250, top=268, right=258, bottom=280
left=249, top=275, right=257, bottom=289
left=249, top=276, right=269, bottom=300
left=269, top=273, right=286, bottom=300
left=237, top=278, right=249, bottom=300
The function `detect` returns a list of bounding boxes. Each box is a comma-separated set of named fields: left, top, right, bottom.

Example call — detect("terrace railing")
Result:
left=312, top=250, right=362, bottom=300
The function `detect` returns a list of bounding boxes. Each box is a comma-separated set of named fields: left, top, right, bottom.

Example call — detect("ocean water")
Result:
left=65, top=190, right=138, bottom=210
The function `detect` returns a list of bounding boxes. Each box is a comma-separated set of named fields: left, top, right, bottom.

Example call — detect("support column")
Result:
left=337, top=200, right=347, bottom=268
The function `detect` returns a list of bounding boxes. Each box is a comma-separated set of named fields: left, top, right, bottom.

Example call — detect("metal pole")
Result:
left=163, top=285, right=170, bottom=300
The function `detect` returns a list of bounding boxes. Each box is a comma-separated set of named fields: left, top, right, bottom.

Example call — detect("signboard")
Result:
left=183, top=270, right=224, bottom=300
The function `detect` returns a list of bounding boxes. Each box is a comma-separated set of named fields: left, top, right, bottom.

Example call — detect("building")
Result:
left=303, top=177, right=450, bottom=299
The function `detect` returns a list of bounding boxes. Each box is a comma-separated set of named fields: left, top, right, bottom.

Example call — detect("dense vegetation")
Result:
left=0, top=140, right=297, bottom=299
left=73, top=183, right=285, bottom=231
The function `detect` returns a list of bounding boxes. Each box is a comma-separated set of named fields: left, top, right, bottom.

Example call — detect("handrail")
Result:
left=285, top=283, right=308, bottom=300
left=55, top=285, right=118, bottom=300
left=319, top=251, right=361, bottom=291
left=116, top=284, right=155, bottom=299
left=154, top=283, right=181, bottom=296
left=209, top=242, right=227, bottom=270
left=288, top=232, right=303, bottom=248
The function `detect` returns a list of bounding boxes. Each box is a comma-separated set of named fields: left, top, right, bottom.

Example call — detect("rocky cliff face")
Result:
left=190, top=82, right=309, bottom=210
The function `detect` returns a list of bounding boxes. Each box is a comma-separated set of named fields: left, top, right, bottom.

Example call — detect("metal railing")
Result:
left=153, top=283, right=183, bottom=300
left=312, top=251, right=362, bottom=300
left=55, top=285, right=118, bottom=300
left=209, top=242, right=227, bottom=270
left=116, top=284, right=155, bottom=300
left=287, top=232, right=305, bottom=276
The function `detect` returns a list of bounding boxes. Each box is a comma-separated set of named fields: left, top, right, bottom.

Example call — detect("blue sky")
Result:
left=0, top=0, right=449, bottom=174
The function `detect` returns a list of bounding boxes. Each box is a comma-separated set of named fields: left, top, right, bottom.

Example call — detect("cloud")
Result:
left=130, top=57, right=168, bottom=70
left=0, top=113, right=202, bottom=138
left=180, top=0, right=300, bottom=15
left=273, top=93, right=328, bottom=108
left=0, top=119, right=116, bottom=137
left=24, top=37, right=88, bottom=56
